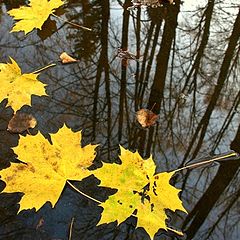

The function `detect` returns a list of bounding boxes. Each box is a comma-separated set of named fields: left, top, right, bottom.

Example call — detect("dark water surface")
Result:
left=0, top=0, right=240, bottom=239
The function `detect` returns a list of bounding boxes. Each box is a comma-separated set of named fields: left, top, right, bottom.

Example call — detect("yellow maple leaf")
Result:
left=94, top=146, right=187, bottom=239
left=0, top=125, right=97, bottom=212
left=0, top=57, right=46, bottom=111
left=8, top=0, right=63, bottom=34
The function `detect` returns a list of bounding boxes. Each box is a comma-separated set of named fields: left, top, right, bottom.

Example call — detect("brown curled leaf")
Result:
left=7, top=112, right=37, bottom=133
left=117, top=48, right=137, bottom=60
left=60, top=52, right=78, bottom=64
left=36, top=217, right=44, bottom=230
left=136, top=109, right=158, bottom=128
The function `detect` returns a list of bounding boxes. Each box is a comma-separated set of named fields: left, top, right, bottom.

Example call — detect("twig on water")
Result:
left=51, top=13, right=92, bottom=31
left=174, top=152, right=238, bottom=173
left=68, top=217, right=75, bottom=240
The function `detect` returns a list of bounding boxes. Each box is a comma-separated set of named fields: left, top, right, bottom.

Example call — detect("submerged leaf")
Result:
left=7, top=112, right=37, bottom=133
left=136, top=109, right=158, bottom=128
left=93, top=147, right=186, bottom=239
left=60, top=52, right=78, bottom=64
left=36, top=217, right=44, bottom=230
left=8, top=0, right=63, bottom=34
left=117, top=48, right=138, bottom=60
left=0, top=125, right=97, bottom=211
left=129, top=0, right=174, bottom=9
left=0, top=57, right=47, bottom=111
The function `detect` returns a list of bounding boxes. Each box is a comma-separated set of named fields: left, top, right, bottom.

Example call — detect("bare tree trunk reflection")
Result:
left=118, top=0, right=131, bottom=141
left=147, top=0, right=180, bottom=112
left=183, top=123, right=240, bottom=239
left=92, top=0, right=111, bottom=158
left=167, top=0, right=215, bottom=129
left=181, top=8, right=240, bottom=165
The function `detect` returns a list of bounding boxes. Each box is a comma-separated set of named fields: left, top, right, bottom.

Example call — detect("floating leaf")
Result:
left=129, top=0, right=174, bottom=9
left=36, top=217, right=44, bottom=230
left=7, top=112, right=37, bottom=133
left=117, top=48, right=137, bottom=60
left=0, top=125, right=97, bottom=211
left=0, top=57, right=46, bottom=111
left=8, top=0, right=63, bottom=34
left=60, top=52, right=78, bottom=64
left=136, top=109, right=158, bottom=128
left=94, top=147, right=186, bottom=239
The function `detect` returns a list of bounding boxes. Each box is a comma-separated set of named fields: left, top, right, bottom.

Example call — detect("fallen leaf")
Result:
left=0, top=57, right=47, bottom=111
left=7, top=112, right=37, bottom=133
left=117, top=48, right=137, bottom=60
left=93, top=147, right=186, bottom=239
left=60, top=52, right=78, bottom=64
left=136, top=109, right=158, bottom=128
left=0, top=125, right=97, bottom=211
left=36, top=217, right=44, bottom=230
left=8, top=0, right=63, bottom=34
left=129, top=0, right=173, bottom=9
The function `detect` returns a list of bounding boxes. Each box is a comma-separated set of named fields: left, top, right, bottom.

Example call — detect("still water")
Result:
left=0, top=0, right=240, bottom=239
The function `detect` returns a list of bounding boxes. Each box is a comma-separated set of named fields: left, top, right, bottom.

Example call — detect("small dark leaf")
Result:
left=36, top=217, right=44, bottom=230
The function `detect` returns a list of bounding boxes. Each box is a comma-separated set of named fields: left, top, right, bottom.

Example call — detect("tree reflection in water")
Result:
left=0, top=0, right=239, bottom=239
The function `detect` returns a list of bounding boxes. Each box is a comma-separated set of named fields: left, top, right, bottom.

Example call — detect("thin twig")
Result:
left=51, top=13, right=92, bottom=31
left=32, top=63, right=56, bottom=74
left=66, top=180, right=102, bottom=204
left=68, top=217, right=74, bottom=240
left=150, top=102, right=156, bottom=111
left=174, top=152, right=238, bottom=173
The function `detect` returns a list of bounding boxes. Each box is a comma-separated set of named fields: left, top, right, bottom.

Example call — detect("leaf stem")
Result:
left=32, top=63, right=56, bottom=74
left=68, top=217, right=74, bottom=240
left=51, top=13, right=92, bottom=31
left=166, top=227, right=184, bottom=236
left=150, top=102, right=156, bottom=111
left=66, top=180, right=102, bottom=204
left=174, top=152, right=238, bottom=173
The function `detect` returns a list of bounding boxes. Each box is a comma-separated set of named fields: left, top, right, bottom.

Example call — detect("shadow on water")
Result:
left=0, top=0, right=240, bottom=239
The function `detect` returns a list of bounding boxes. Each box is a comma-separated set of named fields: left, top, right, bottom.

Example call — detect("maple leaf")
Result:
left=0, top=125, right=97, bottom=212
left=94, top=146, right=186, bottom=239
left=0, top=57, right=46, bottom=111
left=8, top=0, right=63, bottom=34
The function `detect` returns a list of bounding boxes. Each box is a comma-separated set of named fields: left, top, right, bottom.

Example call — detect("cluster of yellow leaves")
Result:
left=0, top=57, right=46, bottom=111
left=1, top=0, right=187, bottom=238
left=8, top=0, right=63, bottom=34
left=0, top=0, right=81, bottom=112
left=0, top=126, right=186, bottom=238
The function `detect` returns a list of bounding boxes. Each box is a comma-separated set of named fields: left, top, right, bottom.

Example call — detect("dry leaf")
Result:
left=60, top=52, right=78, bottom=64
left=36, top=217, right=44, bottom=230
left=7, top=112, right=37, bottom=133
left=129, top=0, right=174, bottom=9
left=117, top=48, right=137, bottom=60
left=136, top=109, right=158, bottom=128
